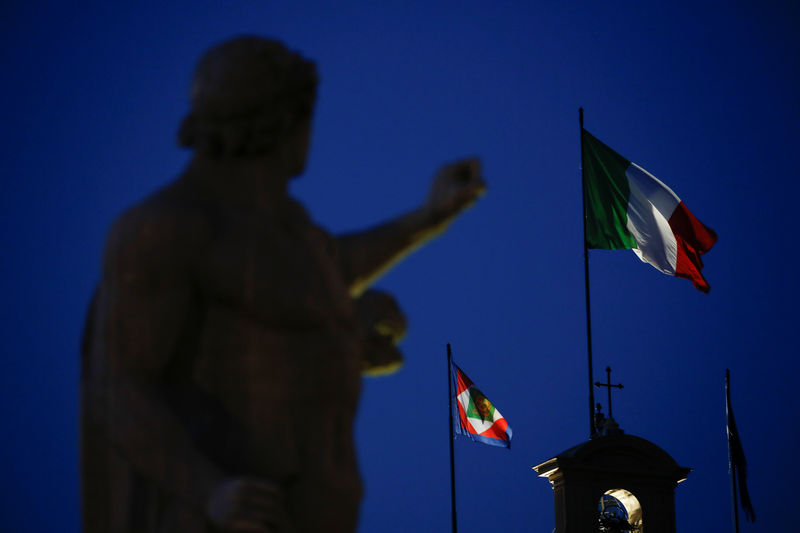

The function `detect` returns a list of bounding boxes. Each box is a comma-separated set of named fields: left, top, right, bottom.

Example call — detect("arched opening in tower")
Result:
left=597, top=488, right=642, bottom=532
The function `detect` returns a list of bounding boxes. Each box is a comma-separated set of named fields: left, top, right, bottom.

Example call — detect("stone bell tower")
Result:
left=533, top=369, right=690, bottom=532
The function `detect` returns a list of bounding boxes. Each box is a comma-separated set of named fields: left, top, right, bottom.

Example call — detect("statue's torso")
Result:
left=191, top=197, right=364, bottom=528
left=193, top=200, right=362, bottom=453
left=85, top=186, right=364, bottom=532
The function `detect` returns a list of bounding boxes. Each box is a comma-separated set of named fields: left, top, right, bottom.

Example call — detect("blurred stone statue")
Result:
left=81, top=36, right=485, bottom=533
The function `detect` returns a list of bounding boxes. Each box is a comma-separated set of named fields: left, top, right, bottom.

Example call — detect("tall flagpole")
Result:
left=580, top=108, right=597, bottom=437
left=726, top=369, right=740, bottom=533
left=447, top=343, right=458, bottom=533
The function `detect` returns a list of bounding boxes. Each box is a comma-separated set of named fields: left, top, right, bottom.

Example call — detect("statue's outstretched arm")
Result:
left=338, top=158, right=486, bottom=296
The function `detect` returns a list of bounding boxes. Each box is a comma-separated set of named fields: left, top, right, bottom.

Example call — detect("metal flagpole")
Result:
left=447, top=343, right=458, bottom=533
left=726, top=369, right=741, bottom=533
left=580, top=108, right=597, bottom=437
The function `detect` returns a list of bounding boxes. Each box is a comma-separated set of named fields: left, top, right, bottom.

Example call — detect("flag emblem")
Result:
left=465, top=387, right=495, bottom=421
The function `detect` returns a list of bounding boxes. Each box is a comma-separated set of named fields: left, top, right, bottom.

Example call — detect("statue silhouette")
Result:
left=82, top=36, right=485, bottom=533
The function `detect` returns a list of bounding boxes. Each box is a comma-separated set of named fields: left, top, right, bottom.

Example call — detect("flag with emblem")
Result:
left=452, top=362, right=512, bottom=448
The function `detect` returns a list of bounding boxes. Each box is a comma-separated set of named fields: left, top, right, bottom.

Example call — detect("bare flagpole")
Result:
left=447, top=343, right=458, bottom=533
left=726, top=369, right=740, bottom=533
left=580, top=108, right=597, bottom=437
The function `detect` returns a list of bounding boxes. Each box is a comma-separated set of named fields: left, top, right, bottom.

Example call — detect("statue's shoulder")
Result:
left=104, top=182, right=213, bottom=273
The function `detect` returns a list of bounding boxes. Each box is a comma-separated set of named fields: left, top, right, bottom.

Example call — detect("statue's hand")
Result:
left=207, top=477, right=288, bottom=532
left=355, top=290, right=407, bottom=343
left=426, top=158, right=486, bottom=224
left=355, top=290, right=407, bottom=376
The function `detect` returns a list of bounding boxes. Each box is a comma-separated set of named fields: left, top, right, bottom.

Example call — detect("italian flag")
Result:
left=452, top=363, right=512, bottom=448
left=582, top=129, right=718, bottom=293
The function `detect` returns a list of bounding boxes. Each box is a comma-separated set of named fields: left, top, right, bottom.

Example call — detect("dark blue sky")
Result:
left=2, top=1, right=799, bottom=531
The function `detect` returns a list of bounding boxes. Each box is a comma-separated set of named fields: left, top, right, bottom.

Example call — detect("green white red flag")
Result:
left=452, top=363, right=512, bottom=448
left=581, top=128, right=718, bottom=292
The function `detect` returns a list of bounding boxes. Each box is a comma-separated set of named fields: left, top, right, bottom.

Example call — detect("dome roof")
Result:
left=534, top=433, right=690, bottom=483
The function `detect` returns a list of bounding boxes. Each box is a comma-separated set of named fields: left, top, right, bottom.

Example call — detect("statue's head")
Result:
left=178, top=36, right=318, bottom=159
